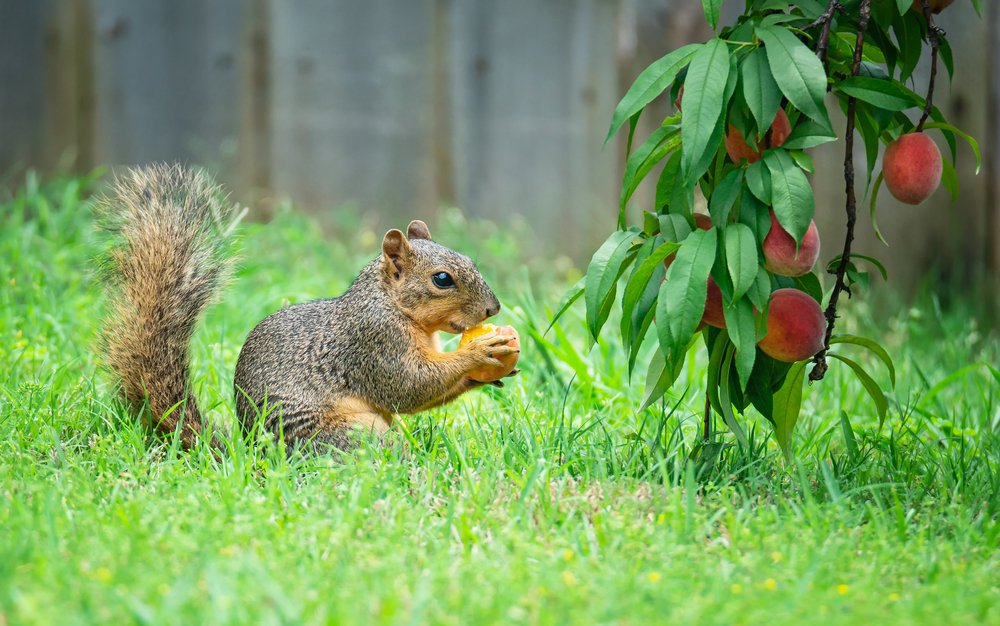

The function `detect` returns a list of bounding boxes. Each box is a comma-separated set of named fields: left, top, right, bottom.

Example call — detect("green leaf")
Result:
left=657, top=228, right=717, bottom=363
left=622, top=235, right=659, bottom=345
left=793, top=272, right=823, bottom=305
left=763, top=149, right=815, bottom=245
left=741, top=48, right=782, bottom=137
left=660, top=213, right=693, bottom=243
left=585, top=230, right=639, bottom=341
left=706, top=329, right=729, bottom=414
left=722, top=294, right=757, bottom=390
left=837, top=76, right=919, bottom=111
left=719, top=346, right=751, bottom=448
left=620, top=125, right=681, bottom=227
left=701, top=0, right=723, bottom=31
left=605, top=44, right=701, bottom=147
left=726, top=223, right=758, bottom=301
left=829, top=335, right=896, bottom=388
left=894, top=0, right=910, bottom=16
left=641, top=333, right=700, bottom=411
left=826, top=253, right=888, bottom=281
left=745, top=160, right=772, bottom=205
left=547, top=277, right=585, bottom=332
left=938, top=37, right=954, bottom=81
left=987, top=363, right=1000, bottom=388
left=738, top=190, right=771, bottom=251
left=654, top=151, right=683, bottom=212
left=755, top=25, right=833, bottom=131
left=893, top=13, right=922, bottom=85
left=869, top=171, right=889, bottom=246
left=681, top=39, right=733, bottom=183
left=790, top=150, right=814, bottom=174
left=866, top=23, right=898, bottom=79
left=621, top=240, right=680, bottom=345
left=922, top=122, right=981, bottom=175
left=772, top=360, right=808, bottom=460
left=941, top=156, right=958, bottom=205
left=828, top=353, right=889, bottom=427
left=709, top=169, right=744, bottom=229
left=854, top=103, right=881, bottom=197
left=970, top=0, right=982, bottom=17
left=746, top=265, right=772, bottom=312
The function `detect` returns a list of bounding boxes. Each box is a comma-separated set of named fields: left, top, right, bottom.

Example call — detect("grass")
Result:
left=2, top=171, right=999, bottom=625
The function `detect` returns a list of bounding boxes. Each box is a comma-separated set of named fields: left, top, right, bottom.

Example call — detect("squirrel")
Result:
left=97, top=163, right=519, bottom=453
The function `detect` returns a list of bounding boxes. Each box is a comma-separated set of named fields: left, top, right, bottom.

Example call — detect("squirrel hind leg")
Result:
left=282, top=397, right=392, bottom=454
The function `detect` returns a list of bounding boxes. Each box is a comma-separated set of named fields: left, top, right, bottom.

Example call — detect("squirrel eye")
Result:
left=431, top=271, right=455, bottom=289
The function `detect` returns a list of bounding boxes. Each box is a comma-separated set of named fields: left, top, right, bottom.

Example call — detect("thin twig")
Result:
left=808, top=0, right=842, bottom=68
left=809, top=0, right=872, bottom=383
left=917, top=0, right=945, bottom=131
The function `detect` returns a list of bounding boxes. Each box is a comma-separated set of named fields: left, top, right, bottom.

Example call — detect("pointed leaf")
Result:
left=869, top=171, right=889, bottom=246
left=701, top=0, right=723, bottom=30
left=656, top=228, right=717, bottom=363
left=782, top=121, right=838, bottom=150
left=741, top=48, right=782, bottom=136
left=837, top=76, right=919, bottom=111
left=585, top=230, right=638, bottom=341
left=941, top=156, right=958, bottom=205
left=547, top=277, right=585, bottom=332
left=828, top=353, right=889, bottom=426
left=605, top=44, right=701, bottom=147
left=721, top=294, right=757, bottom=390
left=745, top=160, right=772, bottom=205
left=922, top=122, right=981, bottom=175
left=719, top=345, right=751, bottom=448
left=829, top=334, right=896, bottom=388
left=726, top=223, right=758, bottom=301
left=709, top=169, right=744, bottom=229
left=763, top=149, right=815, bottom=245
left=681, top=39, right=733, bottom=182
left=772, top=361, right=808, bottom=460
left=621, top=240, right=680, bottom=345
left=755, top=25, right=832, bottom=131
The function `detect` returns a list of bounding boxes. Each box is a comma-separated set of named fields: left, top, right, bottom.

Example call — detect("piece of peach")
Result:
left=725, top=109, right=791, bottom=165
left=702, top=275, right=726, bottom=329
left=459, top=323, right=520, bottom=382
left=910, top=0, right=954, bottom=13
left=882, top=132, right=942, bottom=205
left=757, top=289, right=826, bottom=363
left=763, top=209, right=820, bottom=277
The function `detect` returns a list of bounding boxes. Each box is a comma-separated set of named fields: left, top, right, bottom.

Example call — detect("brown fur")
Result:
left=95, top=164, right=240, bottom=450
left=96, top=163, right=516, bottom=455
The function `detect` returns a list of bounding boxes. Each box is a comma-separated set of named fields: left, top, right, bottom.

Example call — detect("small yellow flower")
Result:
left=92, top=567, right=112, bottom=582
left=771, top=551, right=782, bottom=563
left=888, top=593, right=901, bottom=602
left=765, top=578, right=777, bottom=590
left=657, top=513, right=666, bottom=524
left=563, top=549, right=574, bottom=562
left=837, top=584, right=849, bottom=595
left=731, top=584, right=743, bottom=594
left=562, top=570, right=577, bottom=586
left=648, top=572, right=662, bottom=583
left=9, top=278, right=14, bottom=287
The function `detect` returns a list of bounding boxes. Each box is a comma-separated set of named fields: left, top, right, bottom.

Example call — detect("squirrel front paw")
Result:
left=462, top=330, right=520, bottom=381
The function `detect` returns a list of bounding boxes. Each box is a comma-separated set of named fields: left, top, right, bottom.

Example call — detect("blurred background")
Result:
left=1, top=0, right=997, bottom=301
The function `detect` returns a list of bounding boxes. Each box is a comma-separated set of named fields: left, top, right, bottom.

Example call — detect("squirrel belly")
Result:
left=97, top=163, right=515, bottom=454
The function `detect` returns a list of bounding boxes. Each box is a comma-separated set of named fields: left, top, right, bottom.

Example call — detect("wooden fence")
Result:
left=1, top=0, right=997, bottom=289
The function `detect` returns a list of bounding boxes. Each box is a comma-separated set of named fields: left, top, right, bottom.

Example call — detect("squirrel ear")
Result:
left=407, top=220, right=432, bottom=241
left=382, top=229, right=411, bottom=278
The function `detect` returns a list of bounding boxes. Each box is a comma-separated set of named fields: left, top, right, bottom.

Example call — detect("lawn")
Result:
left=2, top=172, right=999, bottom=625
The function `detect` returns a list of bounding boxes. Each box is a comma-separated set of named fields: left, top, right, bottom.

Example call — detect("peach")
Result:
left=757, top=289, right=826, bottom=363
left=459, top=323, right=520, bottom=382
left=763, top=210, right=820, bottom=277
left=664, top=214, right=712, bottom=270
left=910, top=0, right=955, bottom=13
left=702, top=275, right=726, bottom=329
left=725, top=109, right=791, bottom=165
left=882, top=132, right=942, bottom=205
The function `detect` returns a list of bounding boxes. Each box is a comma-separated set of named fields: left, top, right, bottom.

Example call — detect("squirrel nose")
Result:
left=486, top=301, right=500, bottom=318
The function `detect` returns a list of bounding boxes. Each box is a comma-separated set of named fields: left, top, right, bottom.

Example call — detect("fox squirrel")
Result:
left=97, top=164, right=519, bottom=453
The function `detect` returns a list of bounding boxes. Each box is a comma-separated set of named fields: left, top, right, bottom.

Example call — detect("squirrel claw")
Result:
left=504, top=368, right=521, bottom=378
left=487, top=379, right=505, bottom=388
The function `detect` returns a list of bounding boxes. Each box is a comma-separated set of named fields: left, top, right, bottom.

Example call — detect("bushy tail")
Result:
left=96, top=164, right=242, bottom=449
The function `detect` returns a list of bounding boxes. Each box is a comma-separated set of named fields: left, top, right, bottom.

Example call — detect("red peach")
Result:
left=757, top=289, right=826, bottom=363
left=910, top=0, right=955, bottom=13
left=702, top=275, right=726, bottom=329
left=725, top=109, right=792, bottom=165
left=763, top=210, right=820, bottom=277
left=882, top=132, right=942, bottom=205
